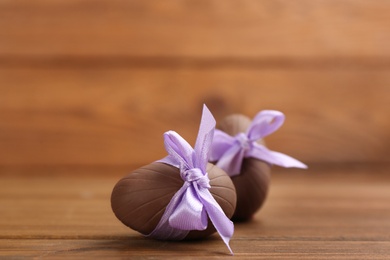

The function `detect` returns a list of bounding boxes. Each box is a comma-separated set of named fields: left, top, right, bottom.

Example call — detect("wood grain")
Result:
left=0, top=0, right=389, bottom=60
left=1, top=68, right=389, bottom=166
left=1, top=165, right=389, bottom=258
left=2, top=240, right=390, bottom=259
left=0, top=1, right=389, bottom=168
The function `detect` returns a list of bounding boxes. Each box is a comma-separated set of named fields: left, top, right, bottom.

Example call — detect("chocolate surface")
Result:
left=217, top=114, right=271, bottom=221
left=111, top=162, right=236, bottom=240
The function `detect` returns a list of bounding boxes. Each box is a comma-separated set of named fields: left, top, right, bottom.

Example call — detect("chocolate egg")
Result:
left=111, top=162, right=236, bottom=240
left=217, top=114, right=271, bottom=222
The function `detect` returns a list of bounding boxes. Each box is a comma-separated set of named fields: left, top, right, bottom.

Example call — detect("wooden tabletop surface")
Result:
left=2, top=164, right=389, bottom=259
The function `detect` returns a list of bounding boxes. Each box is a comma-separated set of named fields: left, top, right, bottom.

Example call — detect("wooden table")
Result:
left=2, top=164, right=389, bottom=259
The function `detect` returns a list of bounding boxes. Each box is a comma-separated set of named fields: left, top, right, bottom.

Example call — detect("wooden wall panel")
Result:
left=0, top=0, right=389, bottom=168
left=1, top=68, right=389, bottom=166
left=0, top=0, right=389, bottom=59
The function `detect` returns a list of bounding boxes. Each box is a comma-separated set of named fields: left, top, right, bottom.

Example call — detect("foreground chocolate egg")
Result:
left=111, top=162, right=236, bottom=240
left=217, top=114, right=271, bottom=222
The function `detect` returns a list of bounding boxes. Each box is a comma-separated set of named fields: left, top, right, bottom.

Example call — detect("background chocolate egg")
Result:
left=111, top=162, right=236, bottom=240
left=217, top=114, right=271, bottom=222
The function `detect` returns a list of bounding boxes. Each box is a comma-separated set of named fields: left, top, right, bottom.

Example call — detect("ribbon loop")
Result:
left=162, top=131, right=195, bottom=169
left=247, top=110, right=285, bottom=140
left=169, top=184, right=208, bottom=231
left=212, top=110, right=307, bottom=176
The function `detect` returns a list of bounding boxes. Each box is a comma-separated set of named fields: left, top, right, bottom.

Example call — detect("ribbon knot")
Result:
left=210, top=110, right=308, bottom=177
left=182, top=168, right=211, bottom=189
left=235, top=132, right=252, bottom=152
left=147, top=105, right=234, bottom=255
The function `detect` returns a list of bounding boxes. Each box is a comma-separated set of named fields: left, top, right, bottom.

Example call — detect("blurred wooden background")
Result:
left=0, top=0, right=389, bottom=169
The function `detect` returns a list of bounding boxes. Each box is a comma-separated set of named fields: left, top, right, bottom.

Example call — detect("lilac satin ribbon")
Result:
left=210, top=110, right=308, bottom=177
left=147, top=105, right=234, bottom=254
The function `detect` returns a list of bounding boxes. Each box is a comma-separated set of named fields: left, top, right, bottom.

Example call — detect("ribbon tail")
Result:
left=248, top=144, right=308, bottom=169
left=194, top=104, right=216, bottom=172
left=266, top=150, right=308, bottom=169
left=215, top=144, right=245, bottom=177
left=197, top=186, right=234, bottom=255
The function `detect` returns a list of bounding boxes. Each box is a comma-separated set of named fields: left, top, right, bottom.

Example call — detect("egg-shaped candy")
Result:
left=217, top=114, right=271, bottom=222
left=111, top=162, right=236, bottom=239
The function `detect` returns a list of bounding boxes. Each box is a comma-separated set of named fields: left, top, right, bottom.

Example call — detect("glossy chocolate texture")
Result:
left=111, top=162, right=236, bottom=240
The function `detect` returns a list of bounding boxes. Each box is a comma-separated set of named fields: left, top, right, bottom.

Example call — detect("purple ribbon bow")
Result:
left=210, top=110, right=308, bottom=177
left=147, top=105, right=234, bottom=254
